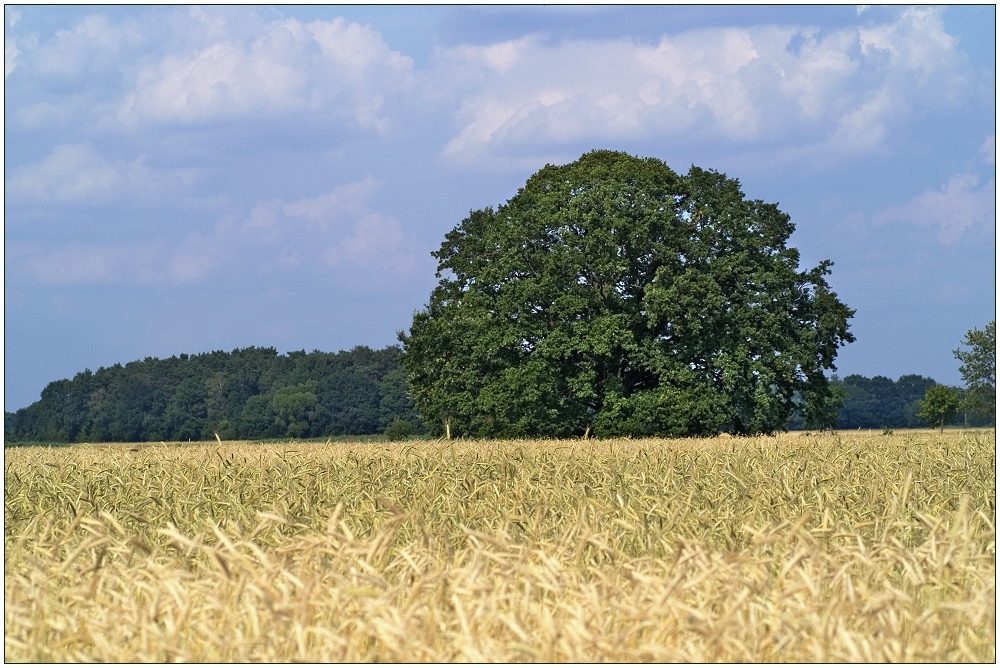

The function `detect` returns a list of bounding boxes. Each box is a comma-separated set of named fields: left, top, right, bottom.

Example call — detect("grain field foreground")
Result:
left=4, top=431, right=995, bottom=662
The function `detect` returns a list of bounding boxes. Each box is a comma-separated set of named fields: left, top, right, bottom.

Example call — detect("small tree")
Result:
left=917, top=385, right=960, bottom=433
left=953, top=321, right=996, bottom=423
left=384, top=418, right=415, bottom=442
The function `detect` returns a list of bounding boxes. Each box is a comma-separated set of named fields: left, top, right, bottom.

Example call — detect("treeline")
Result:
left=5, top=353, right=992, bottom=444
left=4, top=346, right=421, bottom=443
left=831, top=374, right=990, bottom=430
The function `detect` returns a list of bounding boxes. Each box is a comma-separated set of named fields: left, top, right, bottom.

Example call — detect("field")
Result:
left=4, top=430, right=995, bottom=662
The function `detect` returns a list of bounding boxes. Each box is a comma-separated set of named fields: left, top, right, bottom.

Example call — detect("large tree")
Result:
left=953, top=320, right=995, bottom=422
left=400, top=150, right=855, bottom=438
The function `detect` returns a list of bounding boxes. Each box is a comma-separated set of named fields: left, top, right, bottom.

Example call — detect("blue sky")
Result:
left=4, top=5, right=996, bottom=411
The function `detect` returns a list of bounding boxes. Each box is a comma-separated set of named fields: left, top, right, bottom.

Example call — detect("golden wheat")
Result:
left=4, top=430, right=995, bottom=661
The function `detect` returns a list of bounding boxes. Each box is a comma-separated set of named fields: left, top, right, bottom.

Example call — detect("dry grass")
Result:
left=4, top=430, right=995, bottom=662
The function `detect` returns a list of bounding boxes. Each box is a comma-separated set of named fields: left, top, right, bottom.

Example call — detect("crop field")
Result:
left=4, top=430, right=995, bottom=662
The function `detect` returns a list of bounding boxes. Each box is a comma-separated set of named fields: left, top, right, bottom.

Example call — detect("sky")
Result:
left=4, top=4, right=996, bottom=412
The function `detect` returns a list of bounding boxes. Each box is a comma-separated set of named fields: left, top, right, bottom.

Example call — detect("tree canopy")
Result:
left=953, top=320, right=995, bottom=422
left=917, top=385, right=961, bottom=433
left=5, top=346, right=421, bottom=443
left=832, top=374, right=936, bottom=430
left=400, top=150, right=855, bottom=438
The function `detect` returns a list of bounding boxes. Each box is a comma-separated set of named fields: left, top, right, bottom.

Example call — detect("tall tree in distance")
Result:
left=953, top=321, right=995, bottom=423
left=400, top=150, right=855, bottom=438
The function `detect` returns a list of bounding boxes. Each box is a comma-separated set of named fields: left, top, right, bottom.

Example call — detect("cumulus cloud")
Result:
left=980, top=135, right=995, bottom=165
left=435, top=7, right=972, bottom=166
left=858, top=7, right=959, bottom=84
left=6, top=8, right=414, bottom=139
left=320, top=212, right=416, bottom=280
left=117, top=16, right=413, bottom=132
left=281, top=176, right=380, bottom=224
left=6, top=6, right=975, bottom=170
left=5, top=143, right=189, bottom=204
left=269, top=180, right=422, bottom=281
left=32, top=14, right=141, bottom=78
left=4, top=10, right=19, bottom=77
left=6, top=241, right=163, bottom=286
left=6, top=176, right=424, bottom=287
left=220, top=177, right=425, bottom=282
left=210, top=177, right=425, bottom=285
left=7, top=144, right=136, bottom=203
left=874, top=172, right=996, bottom=244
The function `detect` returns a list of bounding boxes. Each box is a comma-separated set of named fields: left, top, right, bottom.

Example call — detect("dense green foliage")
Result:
left=8, top=152, right=987, bottom=443
left=828, top=374, right=991, bottom=430
left=401, top=150, right=854, bottom=438
left=4, top=346, right=420, bottom=443
left=954, top=321, right=996, bottom=421
left=918, top=385, right=962, bottom=433
left=832, top=374, right=938, bottom=430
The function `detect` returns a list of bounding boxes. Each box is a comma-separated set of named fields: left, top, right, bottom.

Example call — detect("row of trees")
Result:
left=4, top=346, right=421, bottom=443
left=7, top=359, right=984, bottom=443
left=6, top=152, right=992, bottom=443
left=915, top=321, right=996, bottom=432
left=819, top=373, right=992, bottom=431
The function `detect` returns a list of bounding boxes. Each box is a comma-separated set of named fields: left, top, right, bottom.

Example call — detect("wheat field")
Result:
left=4, top=430, right=995, bottom=662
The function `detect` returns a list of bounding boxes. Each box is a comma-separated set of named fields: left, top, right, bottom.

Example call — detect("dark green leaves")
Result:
left=953, top=321, right=996, bottom=422
left=401, top=150, right=855, bottom=437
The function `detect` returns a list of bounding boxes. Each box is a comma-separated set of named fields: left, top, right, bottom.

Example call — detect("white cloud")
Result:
left=240, top=178, right=426, bottom=282
left=7, top=6, right=974, bottom=171
left=859, top=7, right=958, bottom=83
left=13, top=99, right=88, bottom=128
left=5, top=36, right=18, bottom=77
left=233, top=178, right=426, bottom=282
left=5, top=143, right=188, bottom=204
left=117, top=16, right=413, bottom=131
left=6, top=241, right=162, bottom=286
left=167, top=246, right=217, bottom=284
left=826, top=89, right=892, bottom=155
left=6, top=237, right=230, bottom=287
left=321, top=213, right=415, bottom=278
left=874, top=172, right=996, bottom=244
left=435, top=7, right=972, bottom=166
left=7, top=144, right=133, bottom=203
left=281, top=176, right=381, bottom=225
left=243, top=199, right=283, bottom=236
left=980, top=135, right=995, bottom=166
left=4, top=11, right=19, bottom=77
left=5, top=169, right=417, bottom=288
left=29, top=14, right=141, bottom=78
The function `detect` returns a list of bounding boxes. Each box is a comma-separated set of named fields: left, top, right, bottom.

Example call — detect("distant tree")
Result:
left=401, top=150, right=855, bottom=438
left=271, top=381, right=321, bottom=438
left=836, top=374, right=938, bottom=430
left=384, top=418, right=415, bottom=442
left=317, top=373, right=375, bottom=434
left=917, top=385, right=961, bottom=433
left=165, top=377, right=208, bottom=441
left=239, top=395, right=278, bottom=439
left=801, top=383, right=848, bottom=430
left=377, top=366, right=423, bottom=432
left=953, top=321, right=996, bottom=423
